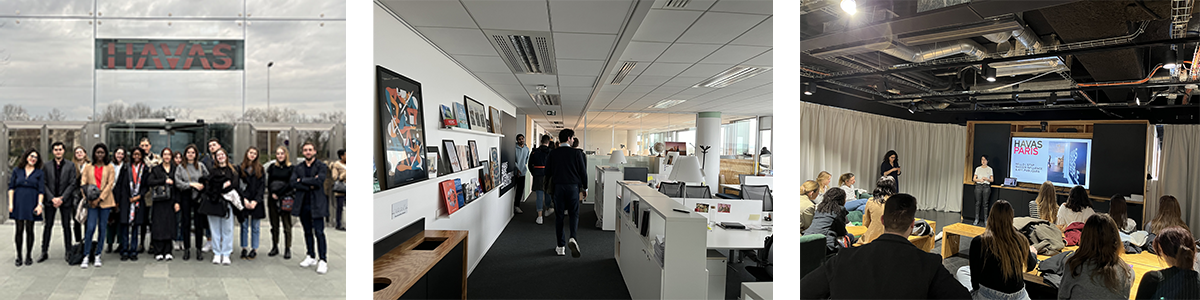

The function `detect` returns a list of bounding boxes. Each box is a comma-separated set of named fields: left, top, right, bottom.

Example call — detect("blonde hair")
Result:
left=1035, top=181, right=1059, bottom=224
left=801, top=180, right=819, bottom=196
left=838, top=173, right=855, bottom=187
left=72, top=145, right=90, bottom=165
left=274, top=146, right=292, bottom=167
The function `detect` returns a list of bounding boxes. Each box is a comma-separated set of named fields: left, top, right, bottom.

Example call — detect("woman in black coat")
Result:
left=199, top=148, right=240, bottom=265
left=266, top=146, right=295, bottom=259
left=237, top=147, right=267, bottom=260
left=880, top=150, right=901, bottom=192
left=147, top=148, right=179, bottom=260
left=115, top=148, right=151, bottom=261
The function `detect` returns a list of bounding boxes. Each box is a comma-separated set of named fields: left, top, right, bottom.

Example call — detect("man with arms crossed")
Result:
left=801, top=194, right=970, bottom=299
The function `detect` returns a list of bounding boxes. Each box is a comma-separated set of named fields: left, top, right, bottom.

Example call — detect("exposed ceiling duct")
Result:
left=879, top=39, right=988, bottom=63
left=992, top=57, right=1068, bottom=77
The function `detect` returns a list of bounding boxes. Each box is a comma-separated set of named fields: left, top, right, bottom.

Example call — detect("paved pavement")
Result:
left=0, top=218, right=345, bottom=300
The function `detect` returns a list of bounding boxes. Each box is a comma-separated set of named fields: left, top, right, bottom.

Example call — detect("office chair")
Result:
left=683, top=185, right=711, bottom=198
left=745, top=236, right=773, bottom=282
left=741, top=184, right=773, bottom=211
left=658, top=182, right=685, bottom=198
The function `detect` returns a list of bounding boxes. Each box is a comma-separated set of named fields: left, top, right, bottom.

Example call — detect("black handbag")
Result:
left=332, top=180, right=346, bottom=193
left=150, top=185, right=172, bottom=203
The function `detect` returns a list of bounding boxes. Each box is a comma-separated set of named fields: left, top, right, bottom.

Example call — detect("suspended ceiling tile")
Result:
left=709, top=0, right=773, bottom=15
left=557, top=59, right=607, bottom=76
left=631, top=9, right=704, bottom=42
left=662, top=76, right=708, bottom=87
left=383, top=0, right=477, bottom=28
left=549, top=0, right=633, bottom=34
left=619, top=41, right=672, bottom=62
left=742, top=50, right=772, bottom=67
left=554, top=33, right=618, bottom=60
left=678, top=63, right=735, bottom=77
left=558, top=75, right=598, bottom=87
left=675, top=12, right=768, bottom=45
left=461, top=0, right=550, bottom=31
left=651, top=0, right=718, bottom=11
left=452, top=55, right=514, bottom=73
left=640, top=62, right=693, bottom=76
left=730, top=16, right=772, bottom=47
left=414, top=27, right=499, bottom=56
left=629, top=75, right=675, bottom=86
left=655, top=43, right=721, bottom=63
left=560, top=87, right=595, bottom=97
left=701, top=45, right=771, bottom=64
left=514, top=74, right=559, bottom=87
left=472, top=71, right=522, bottom=86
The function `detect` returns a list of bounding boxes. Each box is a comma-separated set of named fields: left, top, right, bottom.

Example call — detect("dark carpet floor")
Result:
left=467, top=198, right=760, bottom=300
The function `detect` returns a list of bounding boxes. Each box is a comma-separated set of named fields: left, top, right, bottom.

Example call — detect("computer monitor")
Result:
left=623, top=167, right=649, bottom=182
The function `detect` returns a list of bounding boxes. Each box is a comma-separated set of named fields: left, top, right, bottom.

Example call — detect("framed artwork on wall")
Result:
left=489, top=106, right=503, bottom=134
left=490, top=147, right=500, bottom=191
left=440, top=180, right=460, bottom=215
left=464, top=96, right=488, bottom=132
left=375, top=65, right=428, bottom=191
left=468, top=140, right=480, bottom=169
left=439, top=105, right=457, bottom=128
left=425, top=146, right=439, bottom=178
left=452, top=102, right=470, bottom=129
left=443, top=139, right=461, bottom=173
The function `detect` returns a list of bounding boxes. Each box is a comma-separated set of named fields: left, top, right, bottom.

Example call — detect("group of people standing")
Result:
left=515, top=129, right=587, bottom=258
left=7, top=137, right=342, bottom=275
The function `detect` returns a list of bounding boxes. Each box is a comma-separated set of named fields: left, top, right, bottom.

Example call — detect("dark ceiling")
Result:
left=800, top=0, right=1200, bottom=124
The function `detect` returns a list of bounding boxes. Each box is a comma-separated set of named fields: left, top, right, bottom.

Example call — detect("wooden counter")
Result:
left=1025, top=245, right=1166, bottom=299
left=374, top=230, right=468, bottom=300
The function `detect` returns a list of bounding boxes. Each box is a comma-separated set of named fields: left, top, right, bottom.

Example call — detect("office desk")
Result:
left=741, top=282, right=772, bottom=300
left=708, top=225, right=772, bottom=249
left=720, top=184, right=741, bottom=194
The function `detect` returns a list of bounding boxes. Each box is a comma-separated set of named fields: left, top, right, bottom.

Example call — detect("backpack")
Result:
left=66, top=243, right=85, bottom=265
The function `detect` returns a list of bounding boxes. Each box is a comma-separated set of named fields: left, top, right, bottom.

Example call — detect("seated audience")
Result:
left=802, top=188, right=850, bottom=254
left=800, top=194, right=970, bottom=299
left=1136, top=226, right=1200, bottom=299
left=1030, top=181, right=1058, bottom=224
left=1145, top=195, right=1191, bottom=235
left=857, top=176, right=896, bottom=245
left=839, top=173, right=867, bottom=211
left=814, top=171, right=832, bottom=204
left=1056, top=186, right=1095, bottom=230
left=800, top=180, right=818, bottom=232
left=1107, top=195, right=1137, bottom=234
left=957, top=200, right=1038, bottom=299
left=1059, top=214, right=1133, bottom=299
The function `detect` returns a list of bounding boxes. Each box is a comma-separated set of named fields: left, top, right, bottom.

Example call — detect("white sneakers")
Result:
left=94, top=256, right=102, bottom=267
left=221, top=255, right=232, bottom=265
left=544, top=208, right=555, bottom=216
left=536, top=216, right=543, bottom=225
left=300, top=256, right=317, bottom=268
left=81, top=257, right=89, bottom=269
left=202, top=240, right=212, bottom=252
left=173, top=241, right=182, bottom=251
left=212, top=255, right=221, bottom=264
left=317, top=260, right=328, bottom=275
left=568, top=238, right=581, bottom=258
left=165, top=254, right=174, bottom=261
left=555, top=246, right=566, bottom=256
left=155, top=255, right=164, bottom=261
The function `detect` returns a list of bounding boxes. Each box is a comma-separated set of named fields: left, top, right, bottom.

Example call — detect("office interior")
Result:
left=800, top=0, right=1200, bottom=299
left=373, top=0, right=773, bottom=300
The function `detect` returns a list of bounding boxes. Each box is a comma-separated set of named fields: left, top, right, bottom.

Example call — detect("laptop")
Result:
left=1002, top=177, right=1017, bottom=187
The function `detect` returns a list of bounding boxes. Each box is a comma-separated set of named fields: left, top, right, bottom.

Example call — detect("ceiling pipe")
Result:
left=882, top=80, right=1200, bottom=102
left=879, top=39, right=988, bottom=63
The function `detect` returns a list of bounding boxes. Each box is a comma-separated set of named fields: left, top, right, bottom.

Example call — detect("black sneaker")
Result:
left=241, top=249, right=248, bottom=259
left=268, top=247, right=279, bottom=257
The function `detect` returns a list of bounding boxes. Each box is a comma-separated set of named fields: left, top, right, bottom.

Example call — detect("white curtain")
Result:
left=1156, top=124, right=1200, bottom=239
left=799, top=102, right=966, bottom=212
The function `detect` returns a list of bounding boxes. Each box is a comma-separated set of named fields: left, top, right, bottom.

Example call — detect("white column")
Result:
left=626, top=130, right=639, bottom=155
left=695, top=112, right=721, bottom=186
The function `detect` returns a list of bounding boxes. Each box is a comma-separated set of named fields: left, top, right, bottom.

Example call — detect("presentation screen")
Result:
left=1009, top=137, right=1093, bottom=189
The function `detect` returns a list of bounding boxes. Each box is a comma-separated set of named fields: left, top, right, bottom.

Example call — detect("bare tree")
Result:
left=45, top=108, right=66, bottom=121
left=2, top=104, right=31, bottom=121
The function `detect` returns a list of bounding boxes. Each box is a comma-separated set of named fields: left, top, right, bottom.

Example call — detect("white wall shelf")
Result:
left=441, top=126, right=505, bottom=138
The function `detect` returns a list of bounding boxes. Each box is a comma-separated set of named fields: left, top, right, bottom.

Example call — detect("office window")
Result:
left=720, top=118, right=757, bottom=157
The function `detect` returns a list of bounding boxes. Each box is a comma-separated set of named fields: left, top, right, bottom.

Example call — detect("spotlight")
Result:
left=1164, top=46, right=1178, bottom=70
left=983, top=65, right=996, bottom=82
left=804, top=83, right=816, bottom=96
left=841, top=0, right=857, bottom=15
left=907, top=102, right=916, bottom=114
left=1135, top=89, right=1150, bottom=106
left=1047, top=92, right=1057, bottom=106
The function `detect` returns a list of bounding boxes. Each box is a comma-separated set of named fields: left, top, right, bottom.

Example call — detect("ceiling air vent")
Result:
left=552, top=121, right=564, bottom=124
left=694, top=66, right=772, bottom=88
left=531, top=94, right=560, bottom=106
left=664, top=0, right=691, bottom=8
left=610, top=61, right=638, bottom=85
left=484, top=30, right=557, bottom=75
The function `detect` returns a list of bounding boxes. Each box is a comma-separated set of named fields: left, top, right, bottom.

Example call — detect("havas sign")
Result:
left=95, top=39, right=244, bottom=70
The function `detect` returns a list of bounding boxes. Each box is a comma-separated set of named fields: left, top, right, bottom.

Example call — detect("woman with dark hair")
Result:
left=1108, top=195, right=1137, bottom=234
left=802, top=188, right=851, bottom=254
left=105, top=147, right=126, bottom=253
left=880, top=150, right=901, bottom=191
left=529, top=134, right=555, bottom=224
left=1146, top=195, right=1191, bottom=235
left=1056, top=186, right=1095, bottom=230
left=148, top=147, right=179, bottom=261
left=80, top=143, right=116, bottom=268
left=200, top=148, right=240, bottom=266
left=238, top=147, right=266, bottom=260
left=8, top=148, right=45, bottom=266
left=174, top=144, right=209, bottom=261
left=858, top=176, right=897, bottom=244
left=1059, top=214, right=1132, bottom=299
left=1136, top=226, right=1200, bottom=299
left=972, top=155, right=995, bottom=226
left=958, top=200, right=1038, bottom=299
left=115, top=148, right=150, bottom=261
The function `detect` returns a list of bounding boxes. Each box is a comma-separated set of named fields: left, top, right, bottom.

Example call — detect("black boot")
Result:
left=268, top=246, right=279, bottom=257
left=249, top=249, right=257, bottom=259
left=182, top=249, right=191, bottom=261
left=195, top=249, right=204, bottom=261
left=241, top=249, right=248, bottom=259
left=283, top=248, right=291, bottom=260
left=15, top=254, right=22, bottom=267
left=37, top=252, right=48, bottom=263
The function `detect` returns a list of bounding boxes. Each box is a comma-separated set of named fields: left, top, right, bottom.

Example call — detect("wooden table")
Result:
left=846, top=219, right=937, bottom=252
left=374, top=230, right=468, bottom=300
left=1024, top=246, right=1166, bottom=299
left=940, top=223, right=987, bottom=259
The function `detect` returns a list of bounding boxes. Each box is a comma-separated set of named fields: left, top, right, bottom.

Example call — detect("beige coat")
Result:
left=80, top=163, right=117, bottom=209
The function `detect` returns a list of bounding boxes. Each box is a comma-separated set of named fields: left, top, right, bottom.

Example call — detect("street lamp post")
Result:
left=267, top=61, right=274, bottom=111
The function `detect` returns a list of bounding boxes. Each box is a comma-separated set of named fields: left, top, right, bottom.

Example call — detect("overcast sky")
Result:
left=0, top=0, right=346, bottom=121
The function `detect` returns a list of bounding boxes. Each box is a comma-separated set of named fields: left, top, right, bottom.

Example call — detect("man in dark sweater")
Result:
left=544, top=129, right=586, bottom=258
left=801, top=194, right=971, bottom=299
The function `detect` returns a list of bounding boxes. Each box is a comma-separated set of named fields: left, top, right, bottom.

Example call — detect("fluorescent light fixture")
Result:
left=648, top=99, right=687, bottom=109
left=841, top=0, right=857, bottom=15
left=693, top=66, right=772, bottom=88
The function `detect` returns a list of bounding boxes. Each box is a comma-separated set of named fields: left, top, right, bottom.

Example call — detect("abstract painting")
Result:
left=376, top=66, right=427, bottom=190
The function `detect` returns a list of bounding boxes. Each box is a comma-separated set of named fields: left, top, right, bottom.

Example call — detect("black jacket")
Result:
left=290, top=159, right=328, bottom=219
left=528, top=145, right=551, bottom=177
left=114, top=163, right=151, bottom=224
left=801, top=234, right=972, bottom=299
left=267, top=163, right=294, bottom=197
left=239, top=166, right=267, bottom=219
left=544, top=146, right=587, bottom=191
left=146, top=164, right=176, bottom=208
left=199, top=165, right=239, bottom=218
left=42, top=159, right=79, bottom=208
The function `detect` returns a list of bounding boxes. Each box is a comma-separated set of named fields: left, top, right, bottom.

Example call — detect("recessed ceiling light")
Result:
left=841, top=0, right=857, bottom=15
left=648, top=99, right=687, bottom=109
left=693, top=66, right=772, bottom=88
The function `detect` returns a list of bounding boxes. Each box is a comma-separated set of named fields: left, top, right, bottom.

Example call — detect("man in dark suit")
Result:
left=292, top=141, right=330, bottom=275
left=40, top=141, right=81, bottom=263
left=801, top=194, right=970, bottom=299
